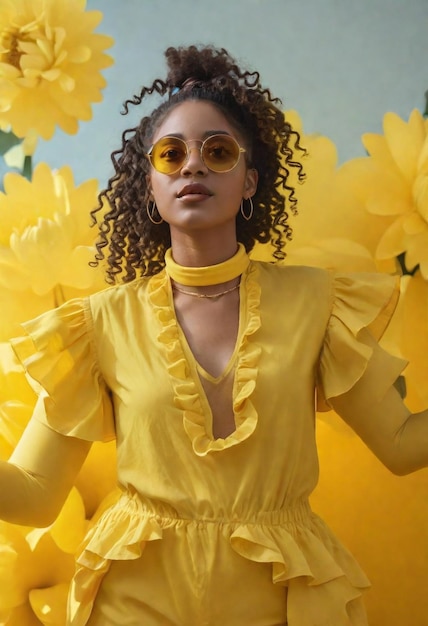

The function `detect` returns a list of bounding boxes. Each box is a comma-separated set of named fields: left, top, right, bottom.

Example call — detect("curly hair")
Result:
left=91, top=45, right=306, bottom=283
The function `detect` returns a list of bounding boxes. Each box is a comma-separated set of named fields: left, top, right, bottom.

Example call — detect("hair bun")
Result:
left=165, top=45, right=239, bottom=92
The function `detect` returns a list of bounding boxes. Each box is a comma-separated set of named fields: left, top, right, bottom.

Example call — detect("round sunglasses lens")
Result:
left=203, top=135, right=240, bottom=172
left=151, top=137, right=187, bottom=174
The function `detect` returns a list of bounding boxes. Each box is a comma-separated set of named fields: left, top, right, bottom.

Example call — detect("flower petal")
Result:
left=0, top=0, right=114, bottom=138
left=0, top=163, right=101, bottom=296
left=383, top=110, right=426, bottom=185
left=29, top=583, right=69, bottom=626
left=376, top=216, right=407, bottom=259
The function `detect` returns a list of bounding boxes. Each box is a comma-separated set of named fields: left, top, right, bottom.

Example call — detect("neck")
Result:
left=169, top=230, right=239, bottom=268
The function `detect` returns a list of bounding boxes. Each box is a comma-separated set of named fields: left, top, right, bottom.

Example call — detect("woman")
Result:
left=1, top=45, right=427, bottom=626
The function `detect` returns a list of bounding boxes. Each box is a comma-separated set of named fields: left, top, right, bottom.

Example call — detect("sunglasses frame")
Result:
left=146, top=134, right=246, bottom=175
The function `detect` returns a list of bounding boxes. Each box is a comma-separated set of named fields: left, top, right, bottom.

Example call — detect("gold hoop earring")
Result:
left=147, top=201, right=163, bottom=225
left=240, top=197, right=254, bottom=221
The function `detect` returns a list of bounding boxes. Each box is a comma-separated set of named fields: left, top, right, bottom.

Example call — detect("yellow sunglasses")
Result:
left=146, top=134, right=246, bottom=175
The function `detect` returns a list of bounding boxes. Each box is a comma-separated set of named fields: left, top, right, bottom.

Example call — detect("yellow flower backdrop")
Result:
left=360, top=111, right=428, bottom=276
left=0, top=162, right=106, bottom=310
left=0, top=0, right=114, bottom=139
left=337, top=110, right=428, bottom=412
left=0, top=3, right=427, bottom=622
left=0, top=2, right=117, bottom=623
left=284, top=110, right=428, bottom=626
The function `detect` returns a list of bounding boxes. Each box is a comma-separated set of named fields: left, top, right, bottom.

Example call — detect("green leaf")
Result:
left=0, top=130, right=21, bottom=155
left=22, top=155, right=33, bottom=180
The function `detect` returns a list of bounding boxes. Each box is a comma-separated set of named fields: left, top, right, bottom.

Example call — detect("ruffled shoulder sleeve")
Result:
left=317, top=272, right=407, bottom=411
left=10, top=298, right=115, bottom=442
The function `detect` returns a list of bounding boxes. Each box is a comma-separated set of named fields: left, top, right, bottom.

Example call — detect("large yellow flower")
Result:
left=0, top=0, right=114, bottom=139
left=340, top=110, right=428, bottom=277
left=0, top=162, right=106, bottom=297
left=0, top=488, right=86, bottom=625
left=252, top=111, right=391, bottom=273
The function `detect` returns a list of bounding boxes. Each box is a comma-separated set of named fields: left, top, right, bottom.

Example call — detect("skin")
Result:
left=149, top=101, right=258, bottom=437
left=149, top=100, right=258, bottom=267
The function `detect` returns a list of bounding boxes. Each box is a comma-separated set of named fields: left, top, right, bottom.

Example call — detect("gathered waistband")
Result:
left=113, top=491, right=313, bottom=526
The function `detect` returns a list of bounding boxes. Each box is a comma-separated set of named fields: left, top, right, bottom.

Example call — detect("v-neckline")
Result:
left=148, top=261, right=262, bottom=455
left=168, top=280, right=245, bottom=440
left=170, top=281, right=245, bottom=384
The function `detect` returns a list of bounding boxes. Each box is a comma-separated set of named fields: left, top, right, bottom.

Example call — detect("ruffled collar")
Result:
left=164, top=244, right=250, bottom=287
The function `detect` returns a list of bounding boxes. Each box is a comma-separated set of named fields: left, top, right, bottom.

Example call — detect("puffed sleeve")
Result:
left=317, top=272, right=408, bottom=411
left=10, top=298, right=115, bottom=442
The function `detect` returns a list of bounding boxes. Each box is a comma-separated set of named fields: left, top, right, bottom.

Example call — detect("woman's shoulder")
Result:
left=253, top=260, right=400, bottom=323
left=254, top=260, right=398, bottom=298
left=88, top=274, right=153, bottom=311
left=254, top=259, right=332, bottom=295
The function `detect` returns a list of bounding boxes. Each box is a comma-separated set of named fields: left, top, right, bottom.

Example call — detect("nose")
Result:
left=181, top=144, right=208, bottom=176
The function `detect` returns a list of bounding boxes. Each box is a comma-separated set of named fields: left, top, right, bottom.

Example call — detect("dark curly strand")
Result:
left=90, top=45, right=306, bottom=284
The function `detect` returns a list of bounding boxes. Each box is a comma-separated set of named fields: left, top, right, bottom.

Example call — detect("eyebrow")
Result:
left=159, top=130, right=232, bottom=140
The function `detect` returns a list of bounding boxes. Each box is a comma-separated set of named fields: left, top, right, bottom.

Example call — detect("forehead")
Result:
left=152, top=100, right=239, bottom=141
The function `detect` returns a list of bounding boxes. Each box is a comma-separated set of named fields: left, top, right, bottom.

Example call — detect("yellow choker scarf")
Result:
left=164, top=244, right=250, bottom=286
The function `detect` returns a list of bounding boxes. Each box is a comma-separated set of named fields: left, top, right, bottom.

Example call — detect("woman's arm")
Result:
left=331, top=354, right=428, bottom=475
left=0, top=416, right=91, bottom=527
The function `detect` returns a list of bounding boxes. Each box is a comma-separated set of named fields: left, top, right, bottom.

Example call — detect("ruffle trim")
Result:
left=69, top=495, right=370, bottom=626
left=9, top=299, right=115, bottom=442
left=230, top=509, right=370, bottom=625
left=69, top=493, right=164, bottom=625
left=148, top=263, right=262, bottom=456
left=318, top=272, right=407, bottom=408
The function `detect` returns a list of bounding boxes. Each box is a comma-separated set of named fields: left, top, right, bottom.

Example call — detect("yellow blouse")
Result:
left=11, top=259, right=405, bottom=626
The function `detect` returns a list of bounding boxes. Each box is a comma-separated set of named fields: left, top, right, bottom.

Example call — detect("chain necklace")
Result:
left=172, top=281, right=240, bottom=299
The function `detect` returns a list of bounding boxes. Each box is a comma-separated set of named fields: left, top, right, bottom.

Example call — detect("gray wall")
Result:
left=35, top=0, right=428, bottom=185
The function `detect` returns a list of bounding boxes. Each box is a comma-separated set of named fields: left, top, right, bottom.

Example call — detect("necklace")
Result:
left=164, top=243, right=249, bottom=286
left=172, top=281, right=240, bottom=299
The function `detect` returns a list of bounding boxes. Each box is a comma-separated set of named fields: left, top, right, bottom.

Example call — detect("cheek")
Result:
left=149, top=176, right=176, bottom=217
left=148, top=172, right=157, bottom=195
left=150, top=174, right=166, bottom=200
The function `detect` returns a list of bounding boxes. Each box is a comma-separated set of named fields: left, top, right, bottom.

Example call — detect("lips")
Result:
left=177, top=183, right=212, bottom=198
